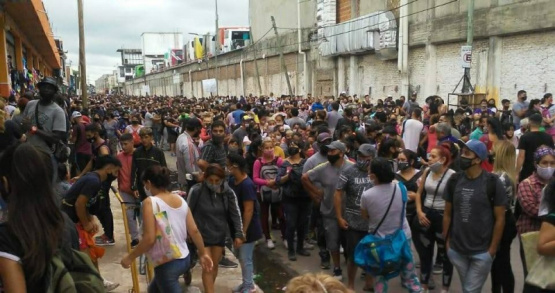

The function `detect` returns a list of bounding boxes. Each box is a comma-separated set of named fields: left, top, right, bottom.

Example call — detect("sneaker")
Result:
left=103, top=279, right=120, bottom=292
left=219, top=257, right=238, bottom=268
left=297, top=249, right=311, bottom=257
left=306, top=238, right=317, bottom=245
left=288, top=251, right=297, bottom=261
left=284, top=240, right=288, bottom=250
left=95, top=235, right=115, bottom=246
left=130, top=239, right=139, bottom=248
left=428, top=277, right=436, bottom=290
left=232, top=283, right=244, bottom=293
left=303, top=241, right=314, bottom=250
left=241, top=286, right=257, bottom=293
left=266, top=239, right=275, bottom=250
left=333, top=267, right=343, bottom=281
left=433, top=262, right=443, bottom=275
left=339, top=246, right=344, bottom=254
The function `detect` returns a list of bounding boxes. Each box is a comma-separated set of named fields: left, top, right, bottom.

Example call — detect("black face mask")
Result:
left=522, top=96, right=527, bottom=101
left=327, top=154, right=341, bottom=165
left=459, top=156, right=476, bottom=171
left=398, top=162, right=410, bottom=171
left=94, top=118, right=100, bottom=122
left=212, top=134, right=224, bottom=144
left=319, top=145, right=329, bottom=155
left=87, top=138, right=95, bottom=143
left=131, top=121, right=139, bottom=125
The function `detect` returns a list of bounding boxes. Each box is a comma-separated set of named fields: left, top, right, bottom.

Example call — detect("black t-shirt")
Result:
left=61, top=172, right=102, bottom=222
left=518, top=131, right=554, bottom=181
left=229, top=176, right=263, bottom=243
left=0, top=120, right=22, bottom=151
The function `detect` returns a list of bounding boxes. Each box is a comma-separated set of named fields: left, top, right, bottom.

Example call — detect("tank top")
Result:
left=150, top=196, right=190, bottom=259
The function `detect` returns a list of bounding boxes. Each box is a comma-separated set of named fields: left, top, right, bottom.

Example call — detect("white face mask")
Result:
left=536, top=166, right=555, bottom=180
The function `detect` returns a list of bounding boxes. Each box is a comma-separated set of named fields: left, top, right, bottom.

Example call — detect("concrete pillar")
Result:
left=349, top=55, right=357, bottom=97
left=0, top=15, right=10, bottom=97
left=337, top=56, right=346, bottom=96
left=423, top=43, right=437, bottom=100
left=485, top=36, right=502, bottom=104
left=14, top=35, right=23, bottom=71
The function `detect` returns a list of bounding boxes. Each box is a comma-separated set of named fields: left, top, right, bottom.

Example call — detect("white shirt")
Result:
left=402, top=119, right=424, bottom=152
left=149, top=196, right=190, bottom=259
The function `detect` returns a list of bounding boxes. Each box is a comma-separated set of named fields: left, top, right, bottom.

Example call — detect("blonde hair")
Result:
left=493, top=140, right=517, bottom=186
left=285, top=273, right=352, bottom=293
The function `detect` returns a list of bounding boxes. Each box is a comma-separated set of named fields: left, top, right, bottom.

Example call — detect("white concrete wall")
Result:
left=500, top=31, right=555, bottom=101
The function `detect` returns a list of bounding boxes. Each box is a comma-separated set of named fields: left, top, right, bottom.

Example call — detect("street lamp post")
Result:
left=214, top=0, right=219, bottom=96
left=77, top=0, right=88, bottom=106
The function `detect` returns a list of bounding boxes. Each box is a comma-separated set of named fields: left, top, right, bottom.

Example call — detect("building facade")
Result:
left=0, top=0, right=61, bottom=97
left=125, top=0, right=555, bottom=105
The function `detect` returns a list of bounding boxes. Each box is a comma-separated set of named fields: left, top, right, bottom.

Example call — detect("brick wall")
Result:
left=337, top=0, right=351, bottom=23
left=500, top=31, right=555, bottom=101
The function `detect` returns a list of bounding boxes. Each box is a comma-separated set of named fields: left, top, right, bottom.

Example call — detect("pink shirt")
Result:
left=253, top=156, right=284, bottom=188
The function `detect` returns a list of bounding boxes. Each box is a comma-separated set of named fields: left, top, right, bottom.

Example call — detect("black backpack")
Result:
left=285, top=159, right=306, bottom=197
left=446, top=171, right=498, bottom=208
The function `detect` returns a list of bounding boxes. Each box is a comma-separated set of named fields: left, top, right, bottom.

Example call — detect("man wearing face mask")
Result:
left=130, top=127, right=167, bottom=201
left=21, top=77, right=67, bottom=177
left=232, top=114, right=253, bottom=150
left=302, top=141, right=354, bottom=280
left=176, top=118, right=202, bottom=191
left=70, top=111, right=92, bottom=177
left=75, top=124, right=111, bottom=178
left=443, top=140, right=507, bottom=293
left=198, top=120, right=228, bottom=172
left=334, top=144, right=375, bottom=290
left=61, top=155, right=122, bottom=291
left=512, top=90, right=529, bottom=129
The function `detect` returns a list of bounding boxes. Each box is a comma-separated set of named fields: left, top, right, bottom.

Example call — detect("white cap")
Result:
left=71, top=111, right=82, bottom=120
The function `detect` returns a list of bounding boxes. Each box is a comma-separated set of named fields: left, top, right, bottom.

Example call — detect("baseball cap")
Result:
left=326, top=141, right=346, bottom=152
left=317, top=133, right=332, bottom=143
left=464, top=139, right=488, bottom=161
left=358, top=144, right=376, bottom=157
left=71, top=111, right=82, bottom=120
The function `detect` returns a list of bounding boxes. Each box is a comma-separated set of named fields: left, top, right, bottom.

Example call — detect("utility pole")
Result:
left=462, top=0, right=474, bottom=93
left=271, top=16, right=294, bottom=97
left=214, top=0, right=219, bottom=96
left=203, top=33, right=209, bottom=80
left=251, top=29, right=263, bottom=96
left=77, top=0, right=88, bottom=107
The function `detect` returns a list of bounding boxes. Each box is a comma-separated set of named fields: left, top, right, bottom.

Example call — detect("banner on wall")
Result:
left=202, top=79, right=217, bottom=96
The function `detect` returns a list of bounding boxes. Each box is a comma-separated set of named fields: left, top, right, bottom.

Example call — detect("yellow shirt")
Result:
left=274, top=146, right=285, bottom=159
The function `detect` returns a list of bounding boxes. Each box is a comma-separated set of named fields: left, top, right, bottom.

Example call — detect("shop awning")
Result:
left=3, top=0, right=61, bottom=69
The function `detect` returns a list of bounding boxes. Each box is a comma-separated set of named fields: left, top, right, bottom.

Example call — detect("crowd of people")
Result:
left=0, top=77, right=554, bottom=293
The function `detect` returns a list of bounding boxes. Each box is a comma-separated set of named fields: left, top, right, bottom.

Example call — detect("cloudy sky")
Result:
left=43, top=0, right=249, bottom=82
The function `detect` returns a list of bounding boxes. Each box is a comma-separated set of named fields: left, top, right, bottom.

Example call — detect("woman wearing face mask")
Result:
left=253, top=139, right=285, bottom=250
left=186, top=164, right=244, bottom=293
left=516, top=146, right=555, bottom=275
left=121, top=165, right=213, bottom=293
left=395, top=150, right=423, bottom=231
left=414, top=144, right=455, bottom=293
left=277, top=141, right=312, bottom=261
left=103, top=113, right=120, bottom=155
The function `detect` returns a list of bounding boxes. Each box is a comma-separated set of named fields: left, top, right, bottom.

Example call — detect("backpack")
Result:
left=445, top=171, right=498, bottom=208
left=131, top=127, right=141, bottom=146
left=285, top=159, right=306, bottom=197
left=354, top=182, right=412, bottom=280
left=259, top=158, right=282, bottom=203
left=46, top=249, right=104, bottom=293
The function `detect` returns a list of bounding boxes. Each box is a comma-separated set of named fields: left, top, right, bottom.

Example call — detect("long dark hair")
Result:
left=0, top=144, right=65, bottom=282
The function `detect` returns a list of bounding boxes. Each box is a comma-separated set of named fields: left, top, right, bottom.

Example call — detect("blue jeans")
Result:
left=237, top=241, right=256, bottom=290
left=447, top=248, right=494, bottom=293
left=148, top=255, right=191, bottom=293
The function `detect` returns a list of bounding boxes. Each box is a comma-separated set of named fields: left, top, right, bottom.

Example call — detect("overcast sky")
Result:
left=43, top=0, right=249, bottom=83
